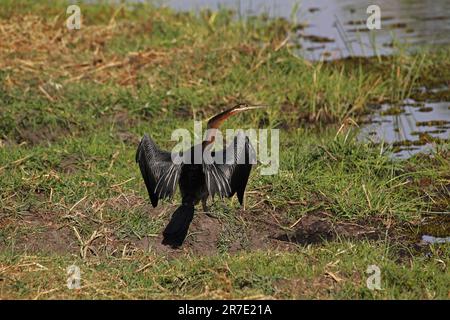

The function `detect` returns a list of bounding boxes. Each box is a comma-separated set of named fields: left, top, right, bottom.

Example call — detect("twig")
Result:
left=111, top=177, right=135, bottom=188
left=38, top=85, right=55, bottom=102
left=69, top=196, right=87, bottom=212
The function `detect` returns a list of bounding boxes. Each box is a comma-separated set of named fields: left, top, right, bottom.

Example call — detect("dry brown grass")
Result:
left=0, top=14, right=175, bottom=90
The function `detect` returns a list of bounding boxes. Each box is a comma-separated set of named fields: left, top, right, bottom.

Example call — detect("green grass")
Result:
left=1, top=242, right=448, bottom=299
left=0, top=0, right=449, bottom=299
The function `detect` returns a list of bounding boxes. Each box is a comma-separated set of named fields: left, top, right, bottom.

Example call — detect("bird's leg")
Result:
left=202, top=198, right=209, bottom=212
left=201, top=198, right=217, bottom=218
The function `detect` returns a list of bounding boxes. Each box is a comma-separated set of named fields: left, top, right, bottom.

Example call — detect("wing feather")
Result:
left=202, top=132, right=255, bottom=205
left=136, top=134, right=181, bottom=207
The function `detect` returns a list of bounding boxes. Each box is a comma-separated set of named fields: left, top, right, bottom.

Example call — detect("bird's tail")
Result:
left=162, top=204, right=194, bottom=247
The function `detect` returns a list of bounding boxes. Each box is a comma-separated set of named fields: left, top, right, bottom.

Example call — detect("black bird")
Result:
left=136, top=103, right=262, bottom=247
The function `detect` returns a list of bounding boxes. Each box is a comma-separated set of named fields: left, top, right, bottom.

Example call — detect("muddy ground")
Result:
left=1, top=195, right=442, bottom=260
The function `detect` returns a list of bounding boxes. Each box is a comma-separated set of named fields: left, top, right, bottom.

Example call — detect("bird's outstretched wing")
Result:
left=136, top=134, right=181, bottom=207
left=203, top=132, right=256, bottom=205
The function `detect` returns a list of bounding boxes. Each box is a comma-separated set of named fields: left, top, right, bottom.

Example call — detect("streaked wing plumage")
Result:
left=203, top=132, right=256, bottom=204
left=136, top=134, right=181, bottom=207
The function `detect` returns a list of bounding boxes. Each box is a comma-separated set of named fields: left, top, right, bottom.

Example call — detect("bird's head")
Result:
left=207, top=103, right=266, bottom=128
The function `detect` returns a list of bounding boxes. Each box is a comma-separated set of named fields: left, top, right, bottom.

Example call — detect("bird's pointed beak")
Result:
left=233, top=104, right=267, bottom=112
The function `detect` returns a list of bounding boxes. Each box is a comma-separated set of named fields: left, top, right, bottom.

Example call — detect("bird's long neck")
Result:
left=202, top=108, right=238, bottom=150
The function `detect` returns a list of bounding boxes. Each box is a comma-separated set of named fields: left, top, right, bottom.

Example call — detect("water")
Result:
left=421, top=235, right=450, bottom=244
left=138, top=0, right=450, bottom=157
left=358, top=100, right=450, bottom=158
left=164, top=0, right=450, bottom=60
left=418, top=215, right=450, bottom=245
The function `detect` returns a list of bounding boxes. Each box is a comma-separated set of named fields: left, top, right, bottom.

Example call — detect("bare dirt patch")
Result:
left=0, top=211, right=77, bottom=254
left=137, top=207, right=297, bottom=257
left=273, top=211, right=381, bottom=245
left=1, top=193, right=442, bottom=260
left=13, top=124, right=71, bottom=146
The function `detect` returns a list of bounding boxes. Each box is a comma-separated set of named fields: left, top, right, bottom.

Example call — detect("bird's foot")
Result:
left=205, top=211, right=217, bottom=219
left=201, top=208, right=217, bottom=219
left=201, top=199, right=217, bottom=218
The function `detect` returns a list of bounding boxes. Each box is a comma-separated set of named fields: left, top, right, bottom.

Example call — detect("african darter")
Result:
left=136, top=104, right=262, bottom=247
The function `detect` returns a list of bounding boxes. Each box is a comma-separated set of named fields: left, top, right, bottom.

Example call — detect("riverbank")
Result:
left=0, top=1, right=448, bottom=299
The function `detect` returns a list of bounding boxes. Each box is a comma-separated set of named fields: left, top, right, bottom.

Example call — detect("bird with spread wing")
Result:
left=136, top=103, right=263, bottom=247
